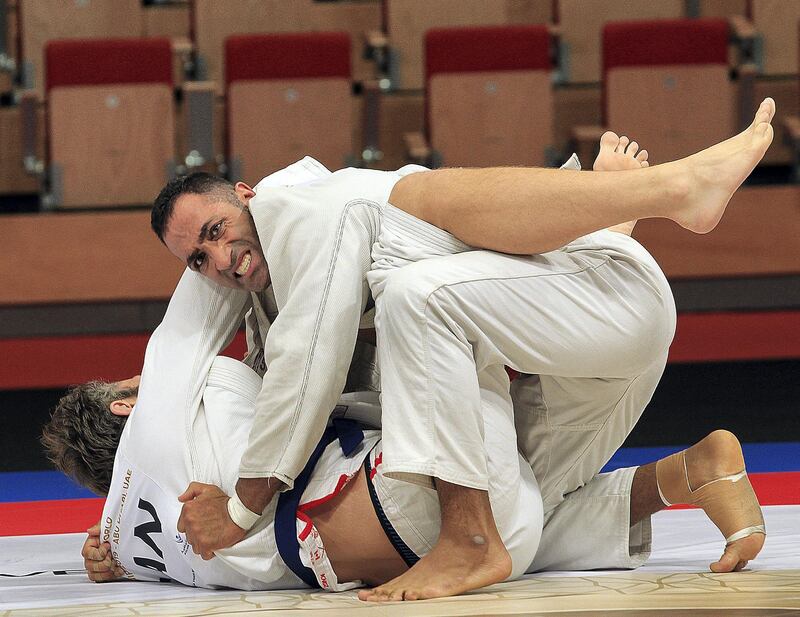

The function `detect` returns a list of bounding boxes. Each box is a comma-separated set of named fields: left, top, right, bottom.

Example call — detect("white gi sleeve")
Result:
left=129, top=269, right=251, bottom=488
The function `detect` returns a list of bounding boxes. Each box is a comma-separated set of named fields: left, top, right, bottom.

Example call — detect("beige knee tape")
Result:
left=656, top=450, right=766, bottom=545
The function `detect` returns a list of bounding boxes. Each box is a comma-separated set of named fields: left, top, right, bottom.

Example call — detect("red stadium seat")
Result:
left=379, top=0, right=552, bottom=90
left=598, top=18, right=739, bottom=165
left=414, top=24, right=554, bottom=168
left=43, top=38, right=176, bottom=208
left=224, top=31, right=353, bottom=182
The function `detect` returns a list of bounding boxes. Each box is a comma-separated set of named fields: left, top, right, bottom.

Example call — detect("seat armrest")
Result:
left=365, top=29, right=388, bottom=52
left=728, top=15, right=762, bottom=70
left=171, top=36, right=194, bottom=85
left=363, top=29, right=395, bottom=90
left=20, top=90, right=43, bottom=176
left=181, top=80, right=216, bottom=172
left=729, top=15, right=756, bottom=40
left=360, top=80, right=383, bottom=165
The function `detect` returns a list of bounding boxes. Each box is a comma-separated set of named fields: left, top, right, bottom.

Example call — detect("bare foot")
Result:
left=671, top=97, right=775, bottom=233
left=357, top=532, right=511, bottom=601
left=594, top=131, right=646, bottom=235
left=657, top=430, right=766, bottom=573
left=593, top=131, right=649, bottom=172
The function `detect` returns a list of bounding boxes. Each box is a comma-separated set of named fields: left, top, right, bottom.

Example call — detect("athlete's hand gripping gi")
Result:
left=177, top=483, right=246, bottom=560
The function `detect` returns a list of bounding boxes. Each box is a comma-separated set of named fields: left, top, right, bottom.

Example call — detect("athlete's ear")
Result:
left=109, top=398, right=135, bottom=417
left=234, top=182, right=256, bottom=204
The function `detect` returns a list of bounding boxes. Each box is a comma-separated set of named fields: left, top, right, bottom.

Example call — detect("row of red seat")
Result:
left=32, top=18, right=799, bottom=208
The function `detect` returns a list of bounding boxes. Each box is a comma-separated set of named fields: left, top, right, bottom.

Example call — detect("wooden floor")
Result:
left=2, top=507, right=798, bottom=617
left=3, top=569, right=799, bottom=616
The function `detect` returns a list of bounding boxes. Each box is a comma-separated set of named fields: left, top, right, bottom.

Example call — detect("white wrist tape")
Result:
left=227, top=491, right=261, bottom=531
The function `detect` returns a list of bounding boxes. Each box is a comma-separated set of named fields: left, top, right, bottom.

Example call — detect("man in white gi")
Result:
left=150, top=100, right=774, bottom=599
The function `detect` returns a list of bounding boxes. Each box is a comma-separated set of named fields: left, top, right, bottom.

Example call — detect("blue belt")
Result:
left=274, top=418, right=364, bottom=588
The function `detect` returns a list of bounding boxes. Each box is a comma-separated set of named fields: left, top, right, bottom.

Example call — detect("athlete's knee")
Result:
left=387, top=171, right=431, bottom=221
left=618, top=302, right=676, bottom=373
left=378, top=264, right=438, bottom=319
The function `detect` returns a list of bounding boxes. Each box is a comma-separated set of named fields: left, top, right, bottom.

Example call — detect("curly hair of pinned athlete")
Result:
left=41, top=381, right=137, bottom=496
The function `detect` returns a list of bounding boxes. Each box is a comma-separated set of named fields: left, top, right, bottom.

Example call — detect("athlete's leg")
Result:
left=359, top=365, right=543, bottom=601
left=654, top=429, right=765, bottom=572
left=531, top=431, right=765, bottom=574
left=366, top=230, right=675, bottom=599
left=388, top=98, right=775, bottom=254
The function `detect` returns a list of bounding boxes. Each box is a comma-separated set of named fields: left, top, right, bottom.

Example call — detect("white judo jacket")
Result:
left=240, top=158, right=423, bottom=487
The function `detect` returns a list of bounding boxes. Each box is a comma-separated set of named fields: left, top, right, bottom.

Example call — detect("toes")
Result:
left=710, top=547, right=740, bottom=573
left=641, top=160, right=649, bottom=168
left=359, top=587, right=389, bottom=602
left=616, top=136, right=630, bottom=154
left=600, top=130, right=620, bottom=149
left=626, top=141, right=639, bottom=157
left=388, top=588, right=406, bottom=602
left=636, top=149, right=648, bottom=162
left=760, top=97, right=776, bottom=122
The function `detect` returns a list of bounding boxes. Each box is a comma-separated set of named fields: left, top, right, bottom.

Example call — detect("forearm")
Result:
left=235, top=477, right=287, bottom=514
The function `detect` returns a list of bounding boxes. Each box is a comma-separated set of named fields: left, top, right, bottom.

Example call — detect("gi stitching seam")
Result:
left=273, top=198, right=380, bottom=475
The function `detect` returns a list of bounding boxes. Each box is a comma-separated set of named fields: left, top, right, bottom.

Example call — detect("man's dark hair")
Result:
left=151, top=172, right=241, bottom=243
left=41, top=381, right=138, bottom=496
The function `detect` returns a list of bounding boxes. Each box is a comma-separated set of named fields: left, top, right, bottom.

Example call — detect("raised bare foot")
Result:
left=671, top=97, right=775, bottom=234
left=357, top=530, right=511, bottom=601
left=656, top=430, right=766, bottom=573
left=594, top=131, right=649, bottom=172
left=594, top=131, right=647, bottom=235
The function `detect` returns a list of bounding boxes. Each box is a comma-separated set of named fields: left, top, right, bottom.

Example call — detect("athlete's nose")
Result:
left=207, top=244, right=231, bottom=273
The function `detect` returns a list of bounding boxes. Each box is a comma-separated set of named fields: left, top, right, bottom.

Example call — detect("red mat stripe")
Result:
left=668, top=311, right=800, bottom=363
left=0, top=332, right=248, bottom=390
left=3, top=311, right=798, bottom=390
left=0, top=498, right=104, bottom=537
left=1, top=472, right=797, bottom=537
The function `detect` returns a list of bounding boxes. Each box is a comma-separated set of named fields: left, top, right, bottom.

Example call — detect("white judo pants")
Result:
left=368, top=203, right=677, bottom=571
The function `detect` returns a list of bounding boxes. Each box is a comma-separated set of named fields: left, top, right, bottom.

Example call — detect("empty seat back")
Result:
left=425, top=24, right=553, bottom=167
left=46, top=38, right=175, bottom=207
left=384, top=0, right=551, bottom=90
left=603, top=18, right=734, bottom=164
left=193, top=0, right=378, bottom=93
left=225, top=32, right=352, bottom=181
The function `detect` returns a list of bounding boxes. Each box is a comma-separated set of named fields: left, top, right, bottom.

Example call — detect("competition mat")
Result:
left=2, top=444, right=798, bottom=616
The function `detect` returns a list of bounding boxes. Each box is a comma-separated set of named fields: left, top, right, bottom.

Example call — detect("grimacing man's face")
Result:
left=163, top=185, right=270, bottom=292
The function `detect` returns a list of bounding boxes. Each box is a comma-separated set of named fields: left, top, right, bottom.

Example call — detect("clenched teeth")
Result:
left=235, top=253, right=252, bottom=276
